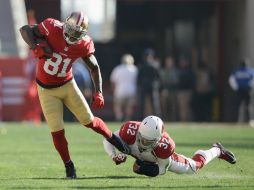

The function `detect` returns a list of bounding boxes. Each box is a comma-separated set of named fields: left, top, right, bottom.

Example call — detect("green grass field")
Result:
left=0, top=122, right=254, bottom=190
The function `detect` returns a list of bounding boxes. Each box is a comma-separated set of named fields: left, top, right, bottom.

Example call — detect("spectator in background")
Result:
left=177, top=56, right=195, bottom=121
left=110, top=54, right=138, bottom=121
left=160, top=56, right=179, bottom=121
left=194, top=62, right=215, bottom=122
left=137, top=48, right=161, bottom=119
left=228, top=59, right=254, bottom=123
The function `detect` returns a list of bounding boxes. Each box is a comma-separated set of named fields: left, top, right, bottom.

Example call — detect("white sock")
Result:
left=204, top=147, right=221, bottom=165
left=195, top=147, right=221, bottom=165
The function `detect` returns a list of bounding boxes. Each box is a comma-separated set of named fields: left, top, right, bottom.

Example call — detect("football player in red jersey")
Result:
left=103, top=116, right=236, bottom=177
left=19, top=11, right=130, bottom=179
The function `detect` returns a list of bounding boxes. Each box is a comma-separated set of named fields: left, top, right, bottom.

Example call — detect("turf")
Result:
left=0, top=122, right=253, bottom=190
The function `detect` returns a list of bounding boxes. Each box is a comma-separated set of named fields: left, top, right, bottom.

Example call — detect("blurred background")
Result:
left=0, top=0, right=254, bottom=123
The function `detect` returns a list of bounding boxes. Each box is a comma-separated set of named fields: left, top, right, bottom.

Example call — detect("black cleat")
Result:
left=213, top=142, right=236, bottom=164
left=107, top=134, right=131, bottom=154
left=65, top=161, right=77, bottom=179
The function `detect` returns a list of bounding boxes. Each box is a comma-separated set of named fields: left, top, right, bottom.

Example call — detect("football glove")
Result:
left=112, top=153, right=127, bottom=165
left=91, top=92, right=104, bottom=109
left=33, top=41, right=53, bottom=59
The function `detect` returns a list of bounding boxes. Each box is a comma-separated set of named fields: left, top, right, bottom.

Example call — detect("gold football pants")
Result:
left=37, top=79, right=94, bottom=132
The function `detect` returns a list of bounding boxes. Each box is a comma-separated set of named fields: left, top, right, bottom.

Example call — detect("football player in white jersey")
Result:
left=103, top=116, right=236, bottom=177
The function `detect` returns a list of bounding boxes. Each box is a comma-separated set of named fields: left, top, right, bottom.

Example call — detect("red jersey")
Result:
left=36, top=18, right=95, bottom=87
left=119, top=121, right=175, bottom=159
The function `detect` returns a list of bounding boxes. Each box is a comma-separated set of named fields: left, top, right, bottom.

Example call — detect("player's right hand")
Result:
left=33, top=42, right=53, bottom=59
left=91, top=92, right=104, bottom=109
left=112, top=153, right=127, bottom=165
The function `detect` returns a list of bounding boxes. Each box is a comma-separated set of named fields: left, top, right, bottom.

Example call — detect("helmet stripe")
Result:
left=77, top=12, right=84, bottom=26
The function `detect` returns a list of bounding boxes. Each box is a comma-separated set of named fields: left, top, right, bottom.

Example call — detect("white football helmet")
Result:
left=137, top=116, right=164, bottom=152
left=63, top=11, right=88, bottom=45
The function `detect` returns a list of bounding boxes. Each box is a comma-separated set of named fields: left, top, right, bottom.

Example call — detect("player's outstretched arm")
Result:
left=103, top=131, right=128, bottom=165
left=103, top=136, right=117, bottom=158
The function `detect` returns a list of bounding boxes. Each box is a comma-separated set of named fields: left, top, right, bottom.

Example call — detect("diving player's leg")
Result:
left=194, top=143, right=236, bottom=167
left=212, top=143, right=236, bottom=164
left=168, top=143, right=236, bottom=175
left=168, top=152, right=202, bottom=174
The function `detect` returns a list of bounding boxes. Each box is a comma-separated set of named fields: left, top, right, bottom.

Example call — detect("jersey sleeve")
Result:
left=153, top=132, right=175, bottom=159
left=119, top=121, right=140, bottom=145
left=82, top=36, right=95, bottom=57
left=38, top=18, right=56, bottom=36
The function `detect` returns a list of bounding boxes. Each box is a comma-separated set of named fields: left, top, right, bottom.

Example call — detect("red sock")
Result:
left=192, top=154, right=206, bottom=170
left=51, top=129, right=71, bottom=164
left=85, top=117, right=112, bottom=139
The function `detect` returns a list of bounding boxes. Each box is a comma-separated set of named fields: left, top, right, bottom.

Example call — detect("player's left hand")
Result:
left=112, top=153, right=127, bottom=165
left=91, top=92, right=104, bottom=109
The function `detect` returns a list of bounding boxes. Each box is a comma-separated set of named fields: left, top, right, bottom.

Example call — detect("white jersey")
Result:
left=103, top=121, right=221, bottom=175
left=103, top=121, right=175, bottom=175
left=110, top=64, right=138, bottom=98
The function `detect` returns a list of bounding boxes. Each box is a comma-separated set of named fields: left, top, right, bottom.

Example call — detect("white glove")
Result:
left=112, top=153, right=127, bottom=165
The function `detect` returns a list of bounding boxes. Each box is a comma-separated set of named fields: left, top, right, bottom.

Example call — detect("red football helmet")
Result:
left=63, top=11, right=88, bottom=44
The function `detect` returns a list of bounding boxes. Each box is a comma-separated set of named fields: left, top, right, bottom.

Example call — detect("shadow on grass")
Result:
left=0, top=175, right=138, bottom=181
left=10, top=185, right=254, bottom=189
left=33, top=175, right=138, bottom=180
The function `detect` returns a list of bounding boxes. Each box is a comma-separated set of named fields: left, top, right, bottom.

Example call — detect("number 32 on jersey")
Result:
left=127, top=124, right=138, bottom=136
left=44, top=52, right=71, bottom=77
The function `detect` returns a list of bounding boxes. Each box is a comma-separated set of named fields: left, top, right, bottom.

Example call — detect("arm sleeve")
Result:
left=229, top=75, right=238, bottom=91
left=103, top=130, right=120, bottom=158
left=157, top=158, right=170, bottom=175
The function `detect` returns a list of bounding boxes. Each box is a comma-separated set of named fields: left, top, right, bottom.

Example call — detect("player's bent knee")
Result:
left=194, top=150, right=207, bottom=160
left=47, top=119, right=64, bottom=132
left=79, top=115, right=94, bottom=126
left=49, top=124, right=64, bottom=132
left=185, top=167, right=196, bottom=174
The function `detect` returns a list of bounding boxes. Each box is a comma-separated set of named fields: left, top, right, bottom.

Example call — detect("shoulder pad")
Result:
left=39, top=18, right=62, bottom=36
left=153, top=132, right=175, bottom=159
left=80, top=35, right=95, bottom=56
left=119, top=121, right=141, bottom=145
